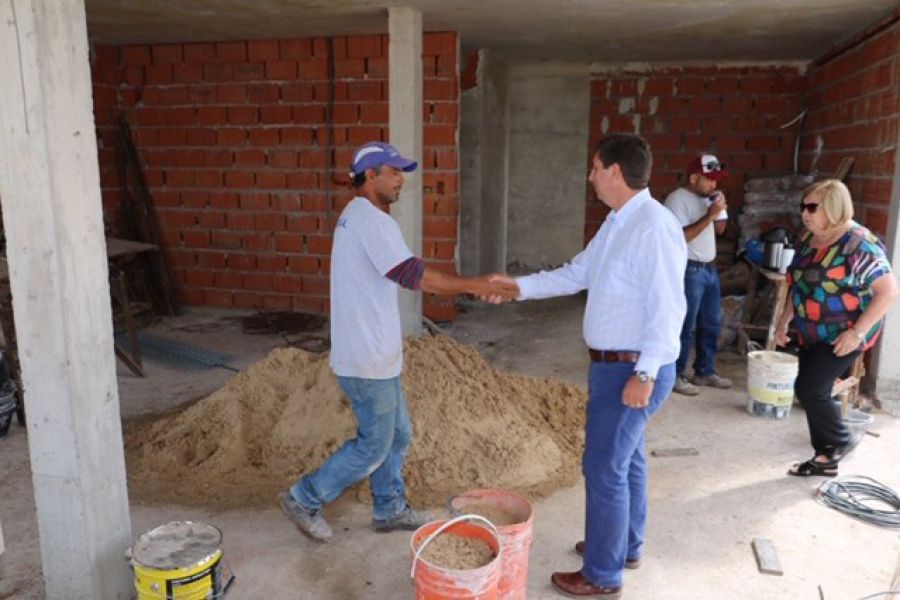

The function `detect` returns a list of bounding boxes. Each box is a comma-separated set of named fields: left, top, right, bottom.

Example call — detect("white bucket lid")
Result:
left=748, top=350, right=798, bottom=365
left=131, top=521, right=222, bottom=570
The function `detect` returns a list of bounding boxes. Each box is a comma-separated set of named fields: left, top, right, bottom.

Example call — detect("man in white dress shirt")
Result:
left=499, top=134, right=687, bottom=598
left=664, top=154, right=733, bottom=396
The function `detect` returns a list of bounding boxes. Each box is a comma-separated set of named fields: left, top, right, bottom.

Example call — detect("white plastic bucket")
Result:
left=747, top=350, right=798, bottom=419
left=843, top=408, right=874, bottom=436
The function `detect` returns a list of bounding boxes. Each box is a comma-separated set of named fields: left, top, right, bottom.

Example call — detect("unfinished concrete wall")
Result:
left=586, top=65, right=804, bottom=239
left=458, top=52, right=483, bottom=277
left=474, top=50, right=510, bottom=275
left=506, top=65, right=589, bottom=270
left=91, top=33, right=460, bottom=321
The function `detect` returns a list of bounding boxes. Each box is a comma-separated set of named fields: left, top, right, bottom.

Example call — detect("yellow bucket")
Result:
left=129, top=521, right=232, bottom=600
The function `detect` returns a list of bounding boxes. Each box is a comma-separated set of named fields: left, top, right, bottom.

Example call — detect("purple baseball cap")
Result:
left=349, top=142, right=418, bottom=176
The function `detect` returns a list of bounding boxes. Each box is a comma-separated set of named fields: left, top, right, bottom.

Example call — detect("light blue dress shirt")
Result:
left=516, top=189, right=688, bottom=378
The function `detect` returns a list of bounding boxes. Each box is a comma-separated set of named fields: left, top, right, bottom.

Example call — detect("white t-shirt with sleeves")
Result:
left=329, top=197, right=414, bottom=379
left=664, top=187, right=726, bottom=263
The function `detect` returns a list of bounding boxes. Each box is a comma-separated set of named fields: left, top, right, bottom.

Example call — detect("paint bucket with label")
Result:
left=127, top=521, right=234, bottom=599
left=449, top=489, right=534, bottom=600
left=747, top=350, right=798, bottom=419
left=410, top=515, right=502, bottom=600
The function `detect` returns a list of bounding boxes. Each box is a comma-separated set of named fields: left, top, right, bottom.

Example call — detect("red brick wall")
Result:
left=91, top=45, right=123, bottom=225
left=586, top=66, right=805, bottom=239
left=91, top=33, right=460, bottom=320
left=799, top=14, right=899, bottom=237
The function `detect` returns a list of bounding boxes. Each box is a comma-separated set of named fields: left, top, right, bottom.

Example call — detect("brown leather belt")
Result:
left=588, top=349, right=641, bottom=364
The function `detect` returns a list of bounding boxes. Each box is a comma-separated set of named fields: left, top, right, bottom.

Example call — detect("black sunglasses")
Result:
left=800, top=202, right=819, bottom=214
left=703, top=161, right=725, bottom=172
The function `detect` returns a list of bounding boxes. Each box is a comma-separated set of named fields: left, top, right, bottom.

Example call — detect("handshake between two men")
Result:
left=470, top=273, right=520, bottom=304
left=416, top=268, right=519, bottom=304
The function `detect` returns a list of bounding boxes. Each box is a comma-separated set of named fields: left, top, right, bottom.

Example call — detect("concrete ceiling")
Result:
left=85, top=1, right=897, bottom=63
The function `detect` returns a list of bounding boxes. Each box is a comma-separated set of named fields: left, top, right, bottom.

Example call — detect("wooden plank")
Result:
left=651, top=447, right=699, bottom=457
left=105, top=236, right=157, bottom=260
left=116, top=118, right=180, bottom=316
left=113, top=272, right=142, bottom=370
left=766, top=279, right=789, bottom=350
left=831, top=376, right=858, bottom=397
left=832, top=157, right=854, bottom=181
left=114, top=343, right=143, bottom=377
left=752, top=538, right=784, bottom=576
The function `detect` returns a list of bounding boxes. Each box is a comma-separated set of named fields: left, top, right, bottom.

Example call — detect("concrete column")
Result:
left=478, top=50, right=510, bottom=275
left=872, top=144, right=900, bottom=414
left=506, top=63, right=589, bottom=271
left=458, top=67, right=483, bottom=277
left=389, top=7, right=424, bottom=337
left=0, top=1, right=133, bottom=598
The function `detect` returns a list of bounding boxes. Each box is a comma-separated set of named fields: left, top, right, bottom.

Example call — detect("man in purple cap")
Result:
left=665, top=153, right=733, bottom=396
left=280, top=141, right=517, bottom=542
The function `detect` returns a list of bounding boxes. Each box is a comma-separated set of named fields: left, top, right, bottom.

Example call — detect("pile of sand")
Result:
left=124, top=335, right=587, bottom=509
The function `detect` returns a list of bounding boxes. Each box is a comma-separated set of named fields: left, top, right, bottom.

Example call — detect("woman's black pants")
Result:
left=795, top=342, right=861, bottom=458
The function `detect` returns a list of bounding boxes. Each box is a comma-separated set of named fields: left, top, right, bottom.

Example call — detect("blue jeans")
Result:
left=676, top=263, right=722, bottom=377
left=581, top=361, right=675, bottom=588
left=291, top=376, right=412, bottom=520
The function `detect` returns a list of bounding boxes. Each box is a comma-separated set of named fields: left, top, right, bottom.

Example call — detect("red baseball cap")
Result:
left=687, top=154, right=729, bottom=181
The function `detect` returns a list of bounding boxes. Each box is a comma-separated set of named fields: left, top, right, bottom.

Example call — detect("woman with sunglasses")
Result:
left=773, top=178, right=898, bottom=476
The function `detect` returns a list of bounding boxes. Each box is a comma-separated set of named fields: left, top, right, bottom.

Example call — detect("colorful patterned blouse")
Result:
left=787, top=221, right=892, bottom=348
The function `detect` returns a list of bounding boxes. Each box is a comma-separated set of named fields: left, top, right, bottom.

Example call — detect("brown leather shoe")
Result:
left=574, top=541, right=641, bottom=569
left=551, top=571, right=622, bottom=598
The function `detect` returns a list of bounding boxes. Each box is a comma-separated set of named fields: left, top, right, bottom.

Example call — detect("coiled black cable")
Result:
left=815, top=475, right=900, bottom=528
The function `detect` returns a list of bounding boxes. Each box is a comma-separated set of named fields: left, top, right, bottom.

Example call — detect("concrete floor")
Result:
left=1, top=297, right=898, bottom=599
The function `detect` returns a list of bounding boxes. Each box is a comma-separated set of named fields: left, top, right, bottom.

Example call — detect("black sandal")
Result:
left=787, top=458, right=838, bottom=477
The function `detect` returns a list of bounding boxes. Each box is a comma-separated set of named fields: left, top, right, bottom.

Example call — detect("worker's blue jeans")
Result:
left=291, top=375, right=411, bottom=520
left=676, top=262, right=723, bottom=378
left=581, top=361, right=675, bottom=588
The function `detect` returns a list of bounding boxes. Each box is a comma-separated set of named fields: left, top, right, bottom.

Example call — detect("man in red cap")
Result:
left=664, top=154, right=733, bottom=395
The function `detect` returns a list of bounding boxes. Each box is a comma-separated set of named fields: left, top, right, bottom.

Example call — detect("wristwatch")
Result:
left=634, top=371, right=654, bottom=384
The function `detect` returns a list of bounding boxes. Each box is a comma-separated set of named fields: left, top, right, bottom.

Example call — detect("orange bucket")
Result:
left=410, top=516, right=503, bottom=600
left=450, top=489, right=534, bottom=600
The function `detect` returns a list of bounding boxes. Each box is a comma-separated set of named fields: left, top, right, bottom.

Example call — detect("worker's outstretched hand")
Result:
left=475, top=274, right=519, bottom=304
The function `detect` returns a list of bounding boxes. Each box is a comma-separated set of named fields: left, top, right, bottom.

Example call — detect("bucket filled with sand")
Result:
left=410, top=516, right=503, bottom=600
